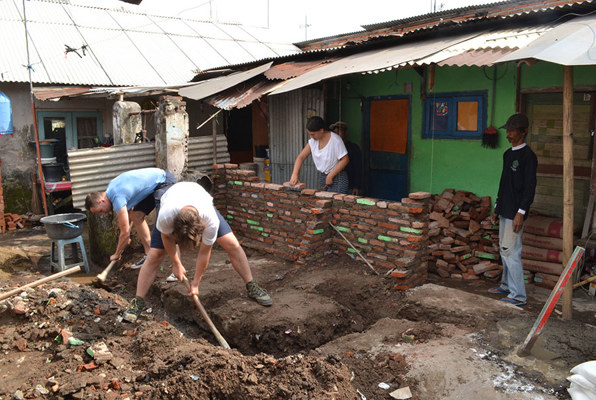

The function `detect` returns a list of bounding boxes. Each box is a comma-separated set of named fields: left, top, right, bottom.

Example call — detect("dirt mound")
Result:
left=0, top=280, right=359, bottom=399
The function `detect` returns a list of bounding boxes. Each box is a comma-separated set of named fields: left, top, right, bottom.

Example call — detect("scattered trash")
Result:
left=284, top=329, right=292, bottom=334
left=389, top=386, right=412, bottom=399
left=89, top=341, right=113, bottom=363
left=35, top=384, right=49, bottom=395
left=378, top=382, right=391, bottom=389
left=67, top=336, right=84, bottom=346
left=190, top=375, right=200, bottom=380
left=356, top=388, right=367, bottom=399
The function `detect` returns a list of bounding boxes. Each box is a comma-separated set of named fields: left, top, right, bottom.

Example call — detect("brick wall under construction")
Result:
left=211, top=164, right=431, bottom=290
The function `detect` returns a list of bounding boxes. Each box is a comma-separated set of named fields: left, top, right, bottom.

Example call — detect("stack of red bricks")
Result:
left=4, top=213, right=26, bottom=231
left=211, top=164, right=431, bottom=290
left=427, top=189, right=502, bottom=281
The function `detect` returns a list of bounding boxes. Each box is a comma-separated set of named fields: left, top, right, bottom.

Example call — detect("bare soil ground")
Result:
left=1, top=227, right=595, bottom=399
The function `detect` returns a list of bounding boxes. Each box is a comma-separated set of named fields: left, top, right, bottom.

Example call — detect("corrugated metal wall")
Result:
left=187, top=134, right=231, bottom=172
left=68, top=137, right=229, bottom=209
left=269, top=88, right=325, bottom=189
left=68, top=143, right=156, bottom=209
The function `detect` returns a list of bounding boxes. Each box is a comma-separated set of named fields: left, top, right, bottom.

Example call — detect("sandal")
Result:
left=488, top=286, right=509, bottom=295
left=501, top=297, right=527, bottom=307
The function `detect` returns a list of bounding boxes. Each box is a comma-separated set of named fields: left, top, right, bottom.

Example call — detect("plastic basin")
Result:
left=40, top=213, right=86, bottom=239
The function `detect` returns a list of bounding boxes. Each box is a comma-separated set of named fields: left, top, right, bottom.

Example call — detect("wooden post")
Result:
left=212, top=116, right=218, bottom=165
left=562, top=66, right=574, bottom=319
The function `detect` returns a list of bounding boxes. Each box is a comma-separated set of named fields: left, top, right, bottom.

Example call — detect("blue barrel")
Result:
left=0, top=91, right=13, bottom=135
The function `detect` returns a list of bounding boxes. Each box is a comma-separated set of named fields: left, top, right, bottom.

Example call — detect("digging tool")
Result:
left=182, top=275, right=231, bottom=349
left=517, top=246, right=585, bottom=357
left=0, top=265, right=81, bottom=301
left=94, top=260, right=117, bottom=286
left=573, top=274, right=596, bottom=289
left=329, top=222, right=379, bottom=275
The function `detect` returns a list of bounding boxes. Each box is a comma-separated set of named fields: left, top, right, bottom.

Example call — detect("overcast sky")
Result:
left=129, top=0, right=496, bottom=42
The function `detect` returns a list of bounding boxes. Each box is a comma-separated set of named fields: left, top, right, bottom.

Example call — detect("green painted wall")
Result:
left=328, top=61, right=596, bottom=204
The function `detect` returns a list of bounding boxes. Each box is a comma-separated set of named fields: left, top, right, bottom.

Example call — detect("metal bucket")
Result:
left=40, top=213, right=86, bottom=239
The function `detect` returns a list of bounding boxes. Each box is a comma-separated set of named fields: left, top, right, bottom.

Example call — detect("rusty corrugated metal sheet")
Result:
left=268, top=88, right=324, bottom=189
left=298, top=0, right=594, bottom=52
left=205, top=79, right=284, bottom=110
left=264, top=60, right=339, bottom=80
left=68, top=143, right=156, bottom=209
left=33, top=87, right=93, bottom=101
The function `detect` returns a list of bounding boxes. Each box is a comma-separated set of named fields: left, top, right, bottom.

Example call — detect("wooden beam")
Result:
left=562, top=66, right=574, bottom=319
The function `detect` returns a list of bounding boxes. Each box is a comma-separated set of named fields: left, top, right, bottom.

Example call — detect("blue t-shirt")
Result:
left=106, top=168, right=166, bottom=212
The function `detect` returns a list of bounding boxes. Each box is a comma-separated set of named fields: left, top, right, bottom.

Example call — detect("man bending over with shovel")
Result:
left=85, top=167, right=177, bottom=270
left=123, top=181, right=272, bottom=322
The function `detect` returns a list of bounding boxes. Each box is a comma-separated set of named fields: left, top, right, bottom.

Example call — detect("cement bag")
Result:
left=568, top=385, right=596, bottom=400
left=524, top=215, right=578, bottom=238
left=522, top=244, right=563, bottom=263
left=571, top=361, right=596, bottom=388
left=521, top=258, right=563, bottom=275
left=523, top=232, right=564, bottom=250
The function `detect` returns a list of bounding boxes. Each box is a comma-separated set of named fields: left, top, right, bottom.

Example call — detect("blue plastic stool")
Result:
left=50, top=235, right=89, bottom=274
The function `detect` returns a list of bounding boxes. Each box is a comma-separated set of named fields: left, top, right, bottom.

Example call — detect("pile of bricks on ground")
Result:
left=211, top=164, right=431, bottom=290
left=3, top=213, right=28, bottom=232
left=427, top=188, right=502, bottom=281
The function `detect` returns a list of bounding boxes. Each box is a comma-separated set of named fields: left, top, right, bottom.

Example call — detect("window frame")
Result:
left=422, top=91, right=488, bottom=140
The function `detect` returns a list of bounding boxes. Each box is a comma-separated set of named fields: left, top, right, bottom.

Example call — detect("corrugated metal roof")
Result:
left=497, top=13, right=596, bottom=65
left=298, top=0, right=594, bottom=52
left=0, top=0, right=300, bottom=86
left=271, top=33, right=478, bottom=95
left=178, top=62, right=272, bottom=100
left=205, top=79, right=284, bottom=110
left=413, top=24, right=551, bottom=67
left=264, top=60, right=338, bottom=80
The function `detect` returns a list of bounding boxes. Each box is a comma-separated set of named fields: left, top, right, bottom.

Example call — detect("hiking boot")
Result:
left=246, top=280, right=272, bottom=307
left=122, top=296, right=145, bottom=322
left=131, top=255, right=146, bottom=270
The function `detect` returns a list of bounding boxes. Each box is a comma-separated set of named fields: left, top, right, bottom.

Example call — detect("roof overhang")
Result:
left=179, top=62, right=273, bottom=100
left=270, top=33, right=479, bottom=95
left=497, top=14, right=596, bottom=66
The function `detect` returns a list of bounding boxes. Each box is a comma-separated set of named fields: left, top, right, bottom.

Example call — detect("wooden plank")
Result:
left=517, top=246, right=584, bottom=357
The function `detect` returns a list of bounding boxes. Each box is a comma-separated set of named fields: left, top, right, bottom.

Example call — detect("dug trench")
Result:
left=1, top=229, right=595, bottom=399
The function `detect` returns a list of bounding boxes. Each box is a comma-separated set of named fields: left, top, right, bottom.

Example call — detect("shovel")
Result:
left=182, top=275, right=230, bottom=349
left=93, top=260, right=117, bottom=288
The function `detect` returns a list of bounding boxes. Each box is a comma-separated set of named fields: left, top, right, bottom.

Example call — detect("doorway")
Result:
left=363, top=96, right=410, bottom=201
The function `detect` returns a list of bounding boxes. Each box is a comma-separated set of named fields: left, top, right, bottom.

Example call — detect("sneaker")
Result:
left=122, top=296, right=145, bottom=322
left=165, top=272, right=178, bottom=282
left=246, top=280, right=272, bottom=307
left=131, top=255, right=147, bottom=270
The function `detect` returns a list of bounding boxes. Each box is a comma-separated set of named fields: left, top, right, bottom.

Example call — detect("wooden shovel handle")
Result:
left=0, top=265, right=81, bottom=301
left=182, top=275, right=230, bottom=349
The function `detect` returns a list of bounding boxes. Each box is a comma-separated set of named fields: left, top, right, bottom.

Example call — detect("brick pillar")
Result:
left=155, top=96, right=188, bottom=179
left=112, top=101, right=141, bottom=145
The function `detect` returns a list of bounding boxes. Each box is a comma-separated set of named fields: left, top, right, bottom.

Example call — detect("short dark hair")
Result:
left=306, top=116, right=326, bottom=132
left=85, top=192, right=104, bottom=211
left=173, top=208, right=205, bottom=249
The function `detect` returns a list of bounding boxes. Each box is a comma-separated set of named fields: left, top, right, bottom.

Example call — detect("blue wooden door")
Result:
left=364, top=96, right=410, bottom=201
